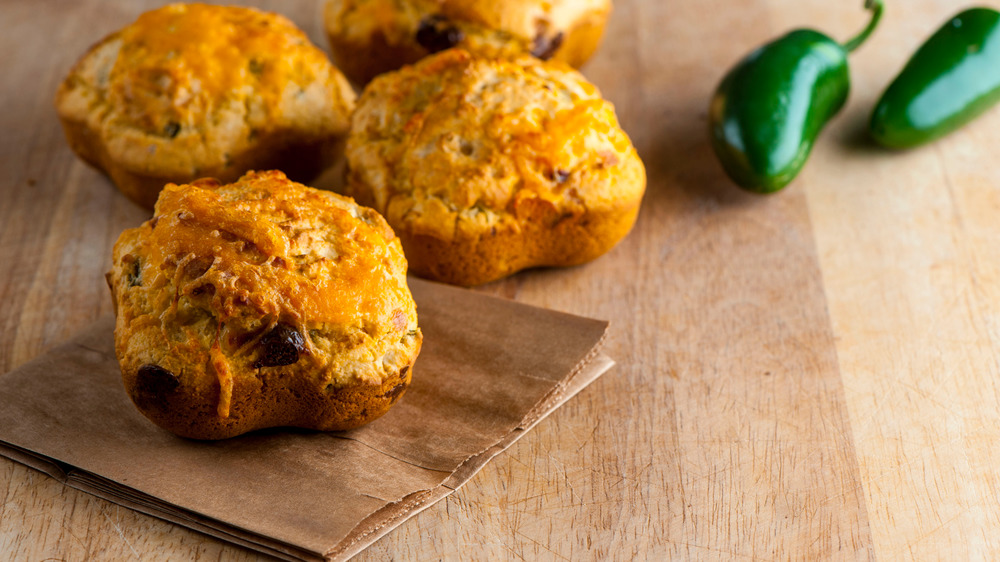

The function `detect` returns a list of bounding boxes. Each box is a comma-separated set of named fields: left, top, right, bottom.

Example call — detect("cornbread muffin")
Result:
left=323, top=0, right=611, bottom=84
left=107, top=170, right=421, bottom=440
left=344, top=49, right=646, bottom=286
left=56, top=3, right=356, bottom=209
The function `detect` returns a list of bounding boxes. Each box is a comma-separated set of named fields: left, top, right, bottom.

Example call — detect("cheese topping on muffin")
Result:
left=147, top=177, right=403, bottom=329
left=350, top=50, right=637, bottom=238
left=111, top=4, right=333, bottom=135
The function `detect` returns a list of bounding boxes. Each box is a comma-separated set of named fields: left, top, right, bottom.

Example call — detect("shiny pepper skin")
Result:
left=870, top=8, right=1000, bottom=149
left=709, top=1, right=883, bottom=193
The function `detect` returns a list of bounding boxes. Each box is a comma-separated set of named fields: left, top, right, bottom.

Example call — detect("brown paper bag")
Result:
left=0, top=278, right=613, bottom=561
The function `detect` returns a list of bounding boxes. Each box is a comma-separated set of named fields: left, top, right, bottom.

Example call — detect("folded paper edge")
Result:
left=325, top=351, right=616, bottom=562
left=0, top=442, right=70, bottom=482
left=0, top=451, right=324, bottom=562
left=519, top=326, right=610, bottom=430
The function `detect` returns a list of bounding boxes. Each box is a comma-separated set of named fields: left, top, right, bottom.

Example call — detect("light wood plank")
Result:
left=801, top=0, right=1000, bottom=559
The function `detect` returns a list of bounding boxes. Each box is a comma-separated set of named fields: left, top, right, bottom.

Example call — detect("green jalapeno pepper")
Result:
left=709, top=0, right=883, bottom=193
left=870, top=7, right=1000, bottom=149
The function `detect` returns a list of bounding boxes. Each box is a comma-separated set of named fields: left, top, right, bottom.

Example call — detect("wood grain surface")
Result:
left=2, top=0, right=999, bottom=559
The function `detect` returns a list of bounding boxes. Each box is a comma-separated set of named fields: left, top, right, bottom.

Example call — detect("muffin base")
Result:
left=59, top=115, right=342, bottom=210
left=123, top=357, right=418, bottom=440
left=399, top=199, right=642, bottom=287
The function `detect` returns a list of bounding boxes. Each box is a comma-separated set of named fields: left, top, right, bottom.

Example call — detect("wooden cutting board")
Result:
left=2, top=0, right=999, bottom=559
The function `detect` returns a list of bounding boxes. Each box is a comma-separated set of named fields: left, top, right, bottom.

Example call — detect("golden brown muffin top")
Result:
left=326, top=0, right=610, bottom=59
left=109, top=3, right=334, bottom=135
left=347, top=48, right=643, bottom=241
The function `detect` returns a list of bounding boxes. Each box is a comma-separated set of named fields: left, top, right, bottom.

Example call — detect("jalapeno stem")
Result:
left=843, top=0, right=884, bottom=53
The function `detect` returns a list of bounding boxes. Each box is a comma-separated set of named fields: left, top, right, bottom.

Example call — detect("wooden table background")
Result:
left=3, top=0, right=1000, bottom=559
